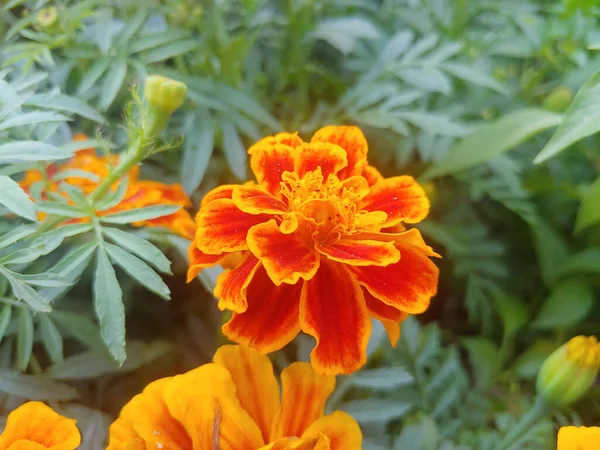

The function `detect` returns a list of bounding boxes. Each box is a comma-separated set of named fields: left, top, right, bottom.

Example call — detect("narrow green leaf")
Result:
left=221, top=119, right=247, bottom=179
left=103, top=227, right=171, bottom=273
left=0, top=111, right=70, bottom=132
left=139, top=39, right=198, bottom=64
left=99, top=60, right=128, bottom=111
left=0, top=141, right=71, bottom=162
left=0, top=224, right=37, bottom=250
left=24, top=93, right=105, bottom=123
left=95, top=177, right=129, bottom=211
left=38, top=314, right=63, bottom=364
left=553, top=249, right=600, bottom=279
left=534, top=68, right=600, bottom=163
left=52, top=310, right=106, bottom=355
left=16, top=308, right=34, bottom=371
left=129, top=29, right=190, bottom=53
left=397, top=111, right=468, bottom=136
left=532, top=279, right=594, bottom=329
left=181, top=110, right=214, bottom=194
left=0, top=369, right=78, bottom=400
left=0, top=305, right=12, bottom=344
left=348, top=367, right=414, bottom=389
left=575, top=176, right=600, bottom=233
left=2, top=269, right=51, bottom=312
left=48, top=241, right=98, bottom=278
left=99, top=205, right=181, bottom=224
left=442, top=62, right=509, bottom=95
left=34, top=223, right=94, bottom=243
left=12, top=272, right=70, bottom=287
left=105, top=243, right=170, bottom=300
left=36, top=202, right=88, bottom=218
left=341, top=399, right=412, bottom=424
left=462, top=337, right=499, bottom=389
left=52, top=169, right=100, bottom=183
left=0, top=175, right=36, bottom=221
left=421, top=108, right=561, bottom=180
left=77, top=59, right=110, bottom=95
left=94, top=247, right=126, bottom=363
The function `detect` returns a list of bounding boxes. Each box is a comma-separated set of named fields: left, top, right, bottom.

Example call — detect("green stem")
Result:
left=494, top=396, right=549, bottom=450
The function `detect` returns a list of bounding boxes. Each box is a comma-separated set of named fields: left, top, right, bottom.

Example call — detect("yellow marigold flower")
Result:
left=19, top=134, right=195, bottom=239
left=187, top=125, right=440, bottom=375
left=0, top=401, right=81, bottom=450
left=107, top=344, right=362, bottom=450
left=557, top=426, right=600, bottom=450
left=537, top=335, right=600, bottom=407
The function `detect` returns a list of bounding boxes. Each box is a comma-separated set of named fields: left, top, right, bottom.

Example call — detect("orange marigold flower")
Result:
left=107, top=344, right=362, bottom=450
left=19, top=135, right=195, bottom=239
left=557, top=426, right=600, bottom=450
left=0, top=401, right=81, bottom=450
left=188, top=125, right=440, bottom=375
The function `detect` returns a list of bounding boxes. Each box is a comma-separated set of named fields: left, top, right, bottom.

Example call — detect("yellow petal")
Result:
left=301, top=411, right=362, bottom=450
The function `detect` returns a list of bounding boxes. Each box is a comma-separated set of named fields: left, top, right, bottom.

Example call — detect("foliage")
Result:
left=1, top=0, right=600, bottom=448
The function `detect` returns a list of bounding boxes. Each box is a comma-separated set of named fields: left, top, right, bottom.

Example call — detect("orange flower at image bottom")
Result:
left=558, top=426, right=600, bottom=450
left=0, top=401, right=81, bottom=450
left=19, top=133, right=196, bottom=239
left=188, top=125, right=440, bottom=375
left=107, top=345, right=361, bottom=450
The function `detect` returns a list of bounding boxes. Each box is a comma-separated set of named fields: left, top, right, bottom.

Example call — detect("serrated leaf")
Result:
left=575, top=176, right=600, bottom=233
left=421, top=108, right=561, bottom=180
left=100, top=204, right=181, bottom=224
left=103, top=227, right=171, bottom=274
left=348, top=367, right=414, bottom=389
left=0, top=141, right=71, bottom=162
left=341, top=399, right=412, bottom=423
left=534, top=68, right=600, bottom=163
left=99, top=60, right=127, bottom=111
left=0, top=369, right=78, bottom=400
left=13, top=272, right=70, bottom=287
left=16, top=307, right=34, bottom=371
left=105, top=243, right=170, bottom=300
left=221, top=119, right=247, bottom=179
left=94, top=247, right=126, bottom=363
left=0, top=176, right=36, bottom=221
left=95, top=176, right=129, bottom=211
left=38, top=314, right=63, bottom=364
left=532, top=279, right=594, bottom=329
left=24, top=93, right=105, bottom=123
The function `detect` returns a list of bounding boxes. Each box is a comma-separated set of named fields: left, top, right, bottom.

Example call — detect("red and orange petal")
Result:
left=293, top=143, right=347, bottom=180
left=247, top=220, right=320, bottom=286
left=214, top=253, right=261, bottom=313
left=232, top=185, right=289, bottom=215
left=361, top=164, right=384, bottom=187
left=0, top=402, right=81, bottom=450
left=359, top=175, right=430, bottom=226
left=194, top=198, right=272, bottom=255
left=299, top=260, right=372, bottom=375
left=187, top=245, right=226, bottom=282
left=364, top=289, right=407, bottom=346
left=200, top=184, right=236, bottom=208
left=248, top=132, right=304, bottom=155
left=223, top=267, right=302, bottom=353
left=301, top=411, right=362, bottom=450
left=350, top=229, right=439, bottom=314
left=310, top=126, right=368, bottom=180
left=315, top=238, right=400, bottom=267
left=249, top=144, right=296, bottom=196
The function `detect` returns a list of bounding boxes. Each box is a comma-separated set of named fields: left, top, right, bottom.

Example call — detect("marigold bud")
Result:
left=144, top=75, right=187, bottom=113
left=36, top=6, right=59, bottom=30
left=542, top=86, right=574, bottom=112
left=536, top=335, right=600, bottom=407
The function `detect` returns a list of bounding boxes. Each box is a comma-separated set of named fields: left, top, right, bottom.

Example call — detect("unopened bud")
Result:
left=144, top=75, right=187, bottom=113
left=36, top=6, right=59, bottom=30
left=536, top=335, right=600, bottom=407
left=542, top=86, right=573, bottom=113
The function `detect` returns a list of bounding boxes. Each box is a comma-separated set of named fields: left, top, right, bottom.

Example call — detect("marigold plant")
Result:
left=187, top=125, right=439, bottom=375
left=0, top=402, right=80, bottom=450
left=107, top=344, right=361, bottom=450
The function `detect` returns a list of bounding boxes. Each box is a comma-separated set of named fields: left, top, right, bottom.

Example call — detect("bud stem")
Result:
left=493, top=396, right=549, bottom=450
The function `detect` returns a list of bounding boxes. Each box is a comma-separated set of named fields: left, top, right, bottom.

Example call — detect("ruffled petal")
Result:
left=163, top=363, right=264, bottom=450
left=248, top=132, right=304, bottom=154
left=214, top=253, right=261, bottom=313
left=200, top=184, right=236, bottom=208
left=359, top=176, right=429, bottom=226
left=223, top=266, right=302, bottom=353
left=294, top=143, right=348, bottom=179
left=106, top=418, right=143, bottom=450
left=350, top=229, right=439, bottom=314
left=117, top=378, right=192, bottom=450
left=301, top=411, right=362, bottom=450
left=259, top=435, right=330, bottom=450
left=310, top=126, right=368, bottom=180
left=247, top=220, right=320, bottom=285
left=363, top=289, right=407, bottom=346
left=315, top=238, right=400, bottom=267
left=187, top=244, right=226, bottom=283
left=299, top=260, right=372, bottom=375
left=7, top=442, right=47, bottom=450
left=558, top=426, right=600, bottom=450
left=213, top=345, right=280, bottom=443
left=249, top=144, right=296, bottom=196
left=270, top=362, right=335, bottom=441
left=0, top=402, right=81, bottom=450
left=232, top=185, right=289, bottom=215
left=361, top=165, right=383, bottom=186
left=194, top=198, right=271, bottom=254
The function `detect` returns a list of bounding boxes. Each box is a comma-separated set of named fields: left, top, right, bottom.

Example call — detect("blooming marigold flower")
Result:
left=188, top=125, right=439, bottom=375
left=107, top=344, right=362, bottom=450
left=0, top=401, right=81, bottom=450
left=19, top=134, right=195, bottom=239
left=557, top=426, right=600, bottom=450
left=537, top=335, right=600, bottom=408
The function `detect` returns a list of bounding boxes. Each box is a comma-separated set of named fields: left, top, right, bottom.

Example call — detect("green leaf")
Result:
left=181, top=110, right=214, bottom=194
left=511, top=340, right=556, bottom=380
left=421, top=108, right=561, bottom=180
left=529, top=220, right=569, bottom=287
left=103, top=227, right=171, bottom=274
left=221, top=119, right=247, bottom=179
left=1, top=268, right=51, bottom=312
left=492, top=293, right=528, bottom=338
left=36, top=202, right=88, bottom=218
left=341, top=399, right=412, bottom=424
left=0, top=224, right=36, bottom=250
left=347, top=367, right=414, bottom=389
left=94, top=247, right=126, bottom=364
left=575, top=176, right=600, bottom=233
left=16, top=307, right=34, bottom=371
left=462, top=337, right=499, bottom=389
left=532, top=279, right=594, bottom=329
left=105, top=243, right=170, bottom=300
left=441, top=62, right=509, bottom=95
left=139, top=39, right=198, bottom=64
left=99, top=60, right=128, bottom=111
left=0, top=111, right=70, bottom=132
left=77, top=59, right=110, bottom=95
left=12, top=272, right=70, bottom=287
left=0, top=305, right=12, bottom=344
left=99, top=204, right=181, bottom=224
left=34, top=223, right=94, bottom=242
left=534, top=68, right=600, bottom=163
left=24, top=93, right=105, bottom=123
left=129, top=29, right=191, bottom=53
left=0, top=141, right=71, bottom=162
left=553, top=249, right=600, bottom=279
left=397, top=111, right=468, bottom=136
left=52, top=310, right=106, bottom=355
left=0, top=369, right=78, bottom=400
left=38, top=314, right=63, bottom=364
left=52, top=169, right=100, bottom=184
left=0, top=175, right=36, bottom=221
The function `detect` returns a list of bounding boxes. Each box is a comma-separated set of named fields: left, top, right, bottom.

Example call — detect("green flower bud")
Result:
left=144, top=75, right=187, bottom=113
left=542, top=86, right=574, bottom=112
left=536, top=335, right=600, bottom=407
left=36, top=6, right=59, bottom=30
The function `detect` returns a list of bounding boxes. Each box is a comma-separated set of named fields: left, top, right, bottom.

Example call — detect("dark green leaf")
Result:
left=575, top=176, right=600, bottom=233
left=532, top=279, right=594, bottom=329
left=52, top=310, right=106, bottom=355
left=38, top=314, right=63, bottom=364
left=0, top=369, right=78, bottom=400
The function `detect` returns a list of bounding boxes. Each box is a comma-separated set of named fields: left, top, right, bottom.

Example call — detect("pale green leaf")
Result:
left=348, top=367, right=414, bottom=389
left=16, top=308, right=34, bottom=371
left=341, top=399, right=412, bottom=424
left=103, top=227, right=171, bottom=274
left=0, top=141, right=71, bottom=162
left=99, top=60, right=128, bottom=111
left=221, top=119, right=247, bottom=179
left=181, top=110, right=214, bottom=194
left=38, top=314, right=63, bottom=364
left=0, top=111, right=70, bottom=132
left=0, top=175, right=36, bottom=221
left=24, top=93, right=105, bottom=123
left=99, top=205, right=181, bottom=224
left=0, top=305, right=11, bottom=344
left=0, top=369, right=78, bottom=400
